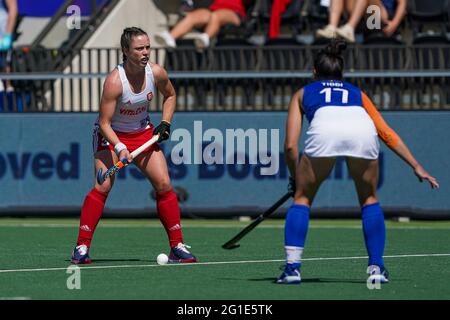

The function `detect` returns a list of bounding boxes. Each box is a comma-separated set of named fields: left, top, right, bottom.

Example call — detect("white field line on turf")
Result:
left=0, top=223, right=448, bottom=230
left=0, top=253, right=449, bottom=274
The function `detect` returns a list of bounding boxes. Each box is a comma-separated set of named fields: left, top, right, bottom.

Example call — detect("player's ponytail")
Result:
left=120, top=27, right=148, bottom=62
left=313, top=39, right=347, bottom=80
left=324, top=39, right=347, bottom=57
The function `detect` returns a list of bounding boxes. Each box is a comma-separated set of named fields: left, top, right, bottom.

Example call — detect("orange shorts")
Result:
left=93, top=124, right=161, bottom=155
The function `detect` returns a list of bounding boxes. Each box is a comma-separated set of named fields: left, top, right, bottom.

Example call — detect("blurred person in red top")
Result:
left=156, top=0, right=247, bottom=50
left=268, top=0, right=292, bottom=39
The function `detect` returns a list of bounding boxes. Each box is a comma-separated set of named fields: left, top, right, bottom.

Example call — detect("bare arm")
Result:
left=284, top=88, right=304, bottom=178
left=5, top=0, right=17, bottom=34
left=361, top=92, right=439, bottom=189
left=390, top=141, right=438, bottom=188
left=98, top=70, right=131, bottom=161
left=151, top=63, right=176, bottom=123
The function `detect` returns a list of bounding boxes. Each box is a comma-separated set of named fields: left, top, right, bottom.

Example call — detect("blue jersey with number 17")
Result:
left=302, top=80, right=363, bottom=123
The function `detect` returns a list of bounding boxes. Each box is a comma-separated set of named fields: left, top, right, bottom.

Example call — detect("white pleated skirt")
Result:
left=304, top=106, right=379, bottom=160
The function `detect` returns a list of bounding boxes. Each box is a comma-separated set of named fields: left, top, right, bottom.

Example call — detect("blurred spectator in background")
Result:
left=0, top=0, right=17, bottom=92
left=316, top=0, right=368, bottom=43
left=269, top=0, right=293, bottom=39
left=368, top=0, right=406, bottom=37
left=155, top=0, right=247, bottom=50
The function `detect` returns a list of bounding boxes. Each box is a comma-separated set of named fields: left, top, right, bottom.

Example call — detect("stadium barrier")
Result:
left=0, top=112, right=448, bottom=219
left=0, top=70, right=449, bottom=112
left=1, top=44, right=449, bottom=111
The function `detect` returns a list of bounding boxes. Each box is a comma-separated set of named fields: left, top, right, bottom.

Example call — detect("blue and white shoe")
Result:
left=276, top=263, right=301, bottom=284
left=168, top=243, right=197, bottom=263
left=367, top=265, right=389, bottom=283
left=71, top=244, right=92, bottom=264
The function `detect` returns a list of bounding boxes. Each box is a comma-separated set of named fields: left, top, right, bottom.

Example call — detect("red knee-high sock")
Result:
left=76, top=188, right=108, bottom=247
left=156, top=189, right=183, bottom=248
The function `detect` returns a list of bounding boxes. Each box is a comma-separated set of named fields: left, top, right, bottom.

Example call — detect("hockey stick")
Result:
left=222, top=191, right=293, bottom=250
left=96, top=134, right=160, bottom=185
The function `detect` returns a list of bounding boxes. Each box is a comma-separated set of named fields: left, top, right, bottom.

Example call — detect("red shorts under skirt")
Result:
left=93, top=125, right=161, bottom=155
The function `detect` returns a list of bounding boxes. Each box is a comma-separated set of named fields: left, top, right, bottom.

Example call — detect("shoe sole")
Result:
left=168, top=257, right=197, bottom=264
left=71, top=258, right=92, bottom=264
left=194, top=38, right=207, bottom=50
left=335, top=31, right=355, bottom=43
left=316, top=31, right=336, bottom=39
left=276, top=275, right=301, bottom=284
left=276, top=279, right=301, bottom=284
left=154, top=35, right=176, bottom=48
left=154, top=35, right=167, bottom=46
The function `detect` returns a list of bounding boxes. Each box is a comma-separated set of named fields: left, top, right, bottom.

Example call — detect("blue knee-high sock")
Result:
left=284, top=204, right=310, bottom=266
left=362, top=203, right=386, bottom=267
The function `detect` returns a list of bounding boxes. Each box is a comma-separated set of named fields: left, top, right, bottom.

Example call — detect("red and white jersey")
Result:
left=98, top=63, right=156, bottom=133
